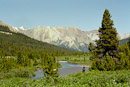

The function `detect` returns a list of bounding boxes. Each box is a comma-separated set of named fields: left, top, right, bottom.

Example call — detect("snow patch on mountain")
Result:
left=13, top=26, right=27, bottom=31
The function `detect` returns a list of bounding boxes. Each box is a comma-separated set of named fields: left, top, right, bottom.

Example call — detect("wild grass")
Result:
left=0, top=65, right=42, bottom=80
left=0, top=70, right=130, bottom=87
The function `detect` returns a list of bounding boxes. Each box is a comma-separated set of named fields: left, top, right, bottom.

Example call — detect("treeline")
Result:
left=0, top=25, right=83, bottom=57
left=0, top=52, right=35, bottom=73
left=0, top=52, right=62, bottom=79
left=89, top=9, right=130, bottom=71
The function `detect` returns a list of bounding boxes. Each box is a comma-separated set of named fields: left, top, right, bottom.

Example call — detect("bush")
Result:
left=90, top=54, right=116, bottom=71
left=104, top=54, right=116, bottom=71
left=0, top=68, right=35, bottom=79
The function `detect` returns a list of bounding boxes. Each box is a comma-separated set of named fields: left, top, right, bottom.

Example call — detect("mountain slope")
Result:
left=15, top=26, right=99, bottom=52
left=0, top=24, right=78, bottom=57
left=14, top=26, right=130, bottom=52
left=0, top=21, right=16, bottom=32
left=120, top=37, right=130, bottom=44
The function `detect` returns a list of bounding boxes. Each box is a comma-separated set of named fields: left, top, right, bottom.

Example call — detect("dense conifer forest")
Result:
left=0, top=25, right=81, bottom=57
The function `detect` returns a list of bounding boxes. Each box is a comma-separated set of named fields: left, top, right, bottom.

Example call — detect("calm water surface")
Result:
left=31, top=61, right=89, bottom=79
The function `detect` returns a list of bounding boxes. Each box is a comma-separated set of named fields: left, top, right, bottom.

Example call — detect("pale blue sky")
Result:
left=0, top=0, right=129, bottom=34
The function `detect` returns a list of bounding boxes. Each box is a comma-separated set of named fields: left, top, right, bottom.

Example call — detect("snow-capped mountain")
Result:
left=13, top=26, right=27, bottom=31
left=13, top=26, right=130, bottom=52
left=12, top=26, right=130, bottom=52
left=14, top=26, right=98, bottom=51
left=0, top=20, right=129, bottom=52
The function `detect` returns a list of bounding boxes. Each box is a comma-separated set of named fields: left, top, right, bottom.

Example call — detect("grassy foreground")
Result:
left=0, top=65, right=43, bottom=80
left=0, top=70, right=130, bottom=87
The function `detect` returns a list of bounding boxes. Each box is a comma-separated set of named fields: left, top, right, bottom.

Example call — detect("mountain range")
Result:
left=12, top=25, right=130, bottom=52
left=0, top=21, right=129, bottom=52
left=0, top=21, right=78, bottom=56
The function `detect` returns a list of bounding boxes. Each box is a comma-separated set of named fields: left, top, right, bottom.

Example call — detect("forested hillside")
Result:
left=0, top=25, right=80, bottom=57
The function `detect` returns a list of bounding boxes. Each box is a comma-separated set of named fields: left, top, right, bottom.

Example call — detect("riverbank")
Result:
left=0, top=65, right=38, bottom=79
left=67, top=60, right=91, bottom=66
left=31, top=61, right=90, bottom=79
left=59, top=61, right=90, bottom=67
left=56, top=54, right=92, bottom=66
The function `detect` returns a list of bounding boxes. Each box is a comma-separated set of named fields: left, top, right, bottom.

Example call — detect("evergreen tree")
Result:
left=95, top=9, right=119, bottom=59
left=40, top=57, right=44, bottom=66
left=118, top=52, right=130, bottom=70
left=23, top=57, right=32, bottom=67
left=88, top=42, right=95, bottom=53
left=28, top=53, right=34, bottom=59
left=43, top=54, right=59, bottom=77
left=17, top=52, right=23, bottom=65
left=90, top=9, right=120, bottom=71
left=33, top=58, right=38, bottom=66
left=1, top=58, right=8, bottom=72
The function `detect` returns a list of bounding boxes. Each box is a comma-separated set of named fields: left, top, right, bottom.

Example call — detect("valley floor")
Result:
left=56, top=54, right=92, bottom=66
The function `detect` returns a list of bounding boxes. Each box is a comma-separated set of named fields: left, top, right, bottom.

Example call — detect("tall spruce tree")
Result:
left=95, top=9, right=119, bottom=59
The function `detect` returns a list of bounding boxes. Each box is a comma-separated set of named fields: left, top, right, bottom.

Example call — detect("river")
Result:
left=31, top=61, right=89, bottom=79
